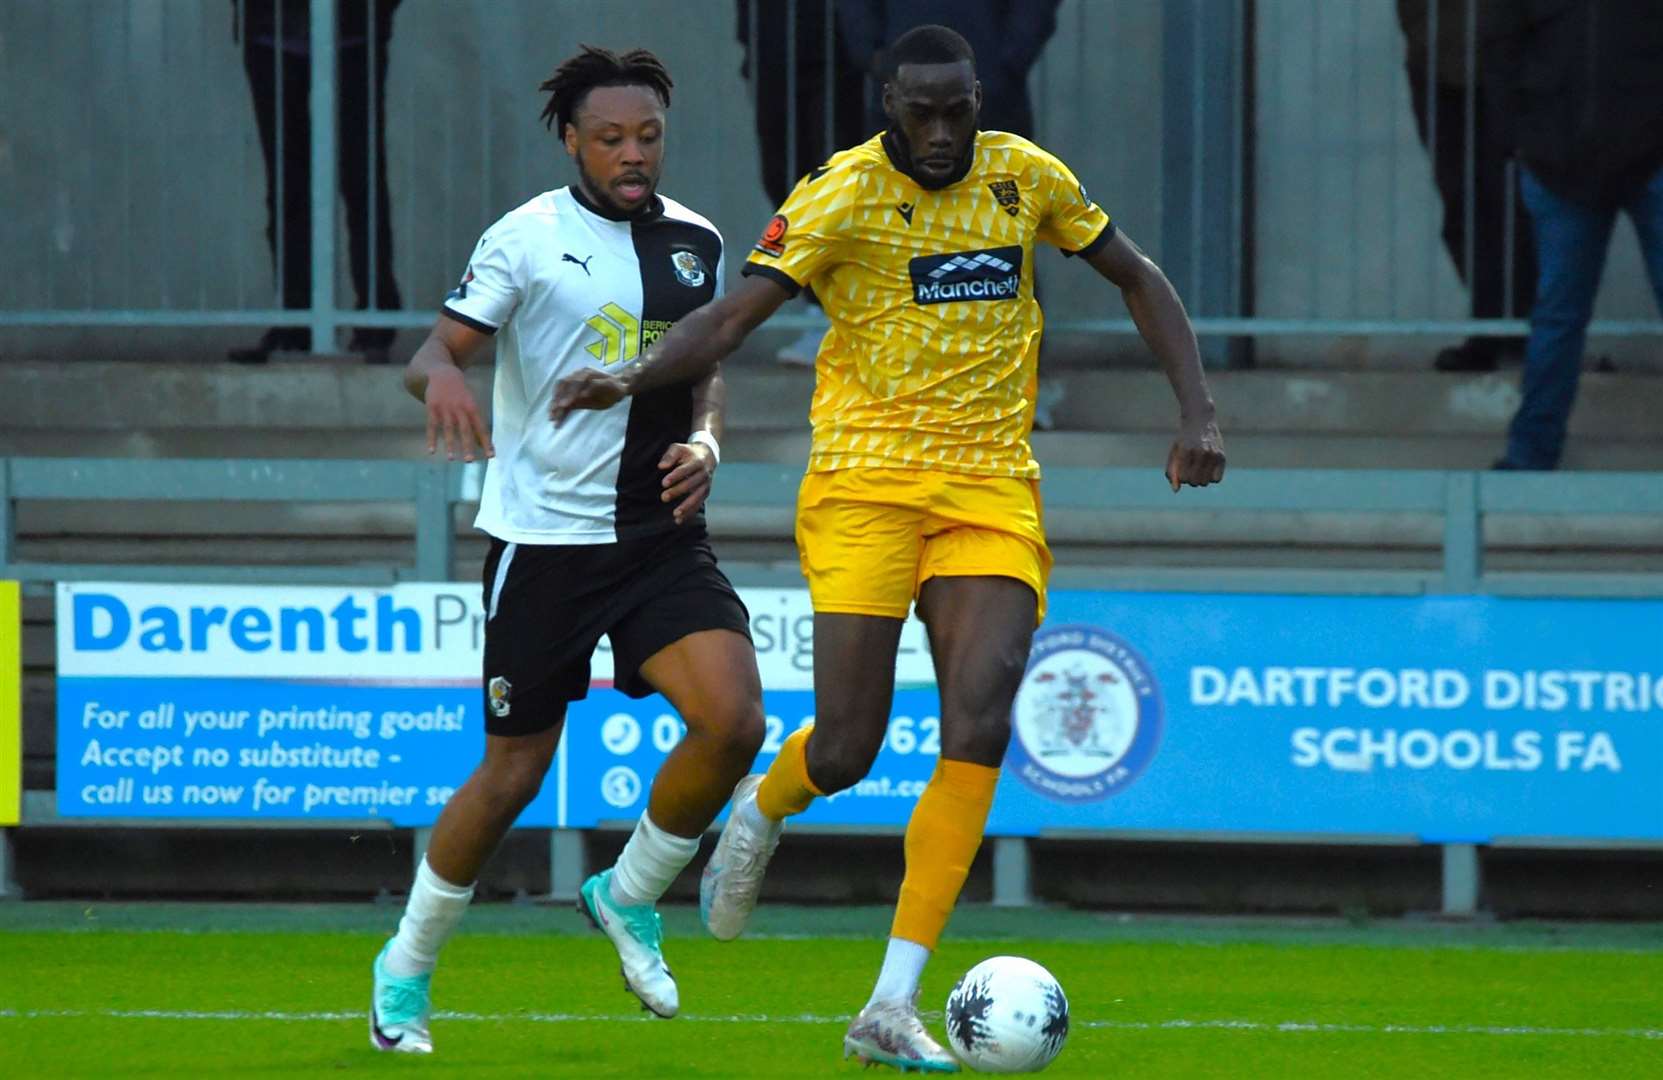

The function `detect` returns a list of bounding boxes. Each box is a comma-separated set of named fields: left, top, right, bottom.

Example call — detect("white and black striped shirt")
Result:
left=444, top=186, right=724, bottom=544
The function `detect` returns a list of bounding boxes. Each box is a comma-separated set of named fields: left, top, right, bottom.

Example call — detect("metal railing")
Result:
left=6, top=458, right=1663, bottom=593
left=6, top=0, right=1661, bottom=348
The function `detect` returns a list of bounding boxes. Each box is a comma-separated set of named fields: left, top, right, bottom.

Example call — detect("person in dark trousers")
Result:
left=229, top=0, right=403, bottom=364
left=836, top=0, right=1061, bottom=142
left=1397, top=0, right=1535, bottom=372
left=735, top=0, right=872, bottom=366
left=1483, top=0, right=1663, bottom=469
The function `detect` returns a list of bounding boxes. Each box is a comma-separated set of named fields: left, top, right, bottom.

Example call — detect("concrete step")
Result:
left=7, top=360, right=1662, bottom=444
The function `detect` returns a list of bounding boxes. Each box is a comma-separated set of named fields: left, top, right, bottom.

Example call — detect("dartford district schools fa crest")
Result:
left=1007, top=624, right=1163, bottom=802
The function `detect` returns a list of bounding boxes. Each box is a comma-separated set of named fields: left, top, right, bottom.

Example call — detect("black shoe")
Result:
left=228, top=328, right=310, bottom=365
left=1491, top=457, right=1522, bottom=471
left=1434, top=339, right=1500, bottom=373
left=347, top=329, right=396, bottom=365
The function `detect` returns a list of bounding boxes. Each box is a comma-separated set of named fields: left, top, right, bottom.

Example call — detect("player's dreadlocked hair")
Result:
left=538, top=45, right=674, bottom=135
left=884, top=25, right=975, bottom=78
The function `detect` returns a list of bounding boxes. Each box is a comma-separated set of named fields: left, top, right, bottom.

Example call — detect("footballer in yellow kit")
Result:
left=742, top=128, right=1113, bottom=621
left=550, top=23, right=1224, bottom=1072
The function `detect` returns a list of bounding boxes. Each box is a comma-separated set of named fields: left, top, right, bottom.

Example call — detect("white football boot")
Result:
left=699, top=774, right=783, bottom=941
left=843, top=994, right=961, bottom=1073
left=369, top=942, right=434, bottom=1054
left=578, top=869, right=678, bottom=1018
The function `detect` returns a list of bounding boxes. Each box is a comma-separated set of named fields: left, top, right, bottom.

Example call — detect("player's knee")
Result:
left=731, top=701, right=767, bottom=760
left=803, top=726, right=882, bottom=794
left=478, top=744, right=552, bottom=810
left=687, top=698, right=766, bottom=762
left=938, top=713, right=1013, bottom=765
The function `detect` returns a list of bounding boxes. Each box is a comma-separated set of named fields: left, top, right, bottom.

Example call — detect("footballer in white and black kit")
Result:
left=445, top=183, right=750, bottom=732
left=374, top=48, right=769, bottom=1052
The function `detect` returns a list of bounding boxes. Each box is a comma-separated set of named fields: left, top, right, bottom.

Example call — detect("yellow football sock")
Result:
left=756, top=724, right=823, bottom=820
left=891, top=758, right=999, bottom=950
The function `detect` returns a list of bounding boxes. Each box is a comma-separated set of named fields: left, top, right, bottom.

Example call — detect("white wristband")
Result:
left=687, top=429, right=721, bottom=466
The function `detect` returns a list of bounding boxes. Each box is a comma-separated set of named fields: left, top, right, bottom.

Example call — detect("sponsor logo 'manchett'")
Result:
left=909, top=246, right=1023, bottom=305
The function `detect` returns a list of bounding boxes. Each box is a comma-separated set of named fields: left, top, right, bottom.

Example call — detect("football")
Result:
left=944, top=956, right=1070, bottom=1073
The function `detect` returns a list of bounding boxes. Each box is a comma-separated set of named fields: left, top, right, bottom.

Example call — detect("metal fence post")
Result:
left=1441, top=842, right=1481, bottom=917
left=0, top=828, right=17, bottom=900
left=549, top=829, right=585, bottom=901
left=1162, top=0, right=1251, bottom=367
left=1441, top=472, right=1481, bottom=592
left=309, top=0, right=339, bottom=352
left=413, top=463, right=454, bottom=582
left=0, top=459, right=13, bottom=570
left=412, top=826, right=432, bottom=876
left=991, top=836, right=1033, bottom=907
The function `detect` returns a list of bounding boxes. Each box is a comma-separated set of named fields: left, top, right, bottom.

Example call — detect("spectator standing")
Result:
left=229, top=0, right=404, bottom=364
left=1483, top=0, right=1663, bottom=469
left=1397, top=0, right=1535, bottom=372
left=736, top=0, right=872, bottom=366
left=836, top=0, right=1061, bottom=144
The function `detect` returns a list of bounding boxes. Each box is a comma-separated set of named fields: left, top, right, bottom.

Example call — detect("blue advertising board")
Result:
left=57, top=584, right=1663, bottom=841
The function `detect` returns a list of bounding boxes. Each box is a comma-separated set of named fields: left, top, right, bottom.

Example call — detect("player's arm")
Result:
left=549, top=274, right=792, bottom=422
left=402, top=316, right=495, bottom=462
left=1084, top=230, right=1225, bottom=490
left=659, top=365, right=726, bottom=525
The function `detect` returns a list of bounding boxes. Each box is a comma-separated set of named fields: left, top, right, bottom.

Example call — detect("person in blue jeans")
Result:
left=1482, top=0, right=1663, bottom=470
left=1505, top=167, right=1663, bottom=469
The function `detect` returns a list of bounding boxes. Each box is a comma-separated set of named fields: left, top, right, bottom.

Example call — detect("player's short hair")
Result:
left=885, top=25, right=975, bottom=78
left=538, top=45, right=673, bottom=134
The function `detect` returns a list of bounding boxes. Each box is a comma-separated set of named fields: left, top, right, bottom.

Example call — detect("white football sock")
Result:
left=609, top=812, right=701, bottom=909
left=867, top=936, right=931, bottom=1007
left=385, top=858, right=474, bottom=977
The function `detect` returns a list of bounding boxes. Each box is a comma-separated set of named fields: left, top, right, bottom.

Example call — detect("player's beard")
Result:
left=575, top=148, right=657, bottom=218
left=885, top=128, right=975, bottom=190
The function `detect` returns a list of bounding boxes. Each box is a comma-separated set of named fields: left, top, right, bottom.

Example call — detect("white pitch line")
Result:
left=0, top=1009, right=1658, bottom=1040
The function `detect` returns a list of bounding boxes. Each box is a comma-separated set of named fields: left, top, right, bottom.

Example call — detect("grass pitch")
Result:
left=0, top=902, right=1658, bottom=1078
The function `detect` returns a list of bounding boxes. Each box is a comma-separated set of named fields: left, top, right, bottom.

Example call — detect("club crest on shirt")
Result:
left=671, top=250, right=708, bottom=288
left=488, top=675, right=512, bottom=718
left=988, top=179, right=1021, bottom=216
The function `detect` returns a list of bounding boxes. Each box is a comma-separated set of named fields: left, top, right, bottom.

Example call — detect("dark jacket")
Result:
left=1397, top=0, right=1478, bottom=87
left=835, top=0, right=1061, bottom=135
left=1481, top=0, right=1663, bottom=207
left=234, top=0, right=399, bottom=53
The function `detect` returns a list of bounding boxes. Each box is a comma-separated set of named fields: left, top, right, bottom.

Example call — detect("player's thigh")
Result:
left=795, top=470, right=926, bottom=620
left=917, top=574, right=1038, bottom=763
left=611, top=543, right=760, bottom=739
left=636, top=629, right=764, bottom=741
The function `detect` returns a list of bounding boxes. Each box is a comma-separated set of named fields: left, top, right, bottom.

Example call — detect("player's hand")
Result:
left=424, top=367, right=494, bottom=462
left=1164, top=414, right=1226, bottom=492
left=550, top=368, right=629, bottom=425
left=660, top=442, right=716, bottom=525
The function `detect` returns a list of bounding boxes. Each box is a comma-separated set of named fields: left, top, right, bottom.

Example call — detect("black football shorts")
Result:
left=479, top=525, right=751, bottom=737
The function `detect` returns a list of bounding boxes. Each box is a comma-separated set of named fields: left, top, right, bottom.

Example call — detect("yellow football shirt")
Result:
left=743, top=131, right=1112, bottom=478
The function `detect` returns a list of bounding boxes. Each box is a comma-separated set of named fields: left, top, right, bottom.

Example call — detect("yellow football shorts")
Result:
left=795, top=467, right=1051, bottom=623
